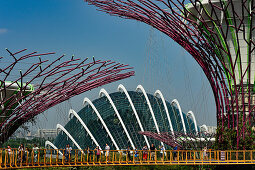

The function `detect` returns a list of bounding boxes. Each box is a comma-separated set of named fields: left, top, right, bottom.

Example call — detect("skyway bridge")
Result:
left=1, top=149, right=255, bottom=169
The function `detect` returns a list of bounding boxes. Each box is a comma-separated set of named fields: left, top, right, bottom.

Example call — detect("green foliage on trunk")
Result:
left=214, top=115, right=255, bottom=150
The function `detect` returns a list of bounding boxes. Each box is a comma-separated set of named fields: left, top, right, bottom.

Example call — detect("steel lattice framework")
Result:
left=85, top=0, right=255, bottom=149
left=0, top=48, right=134, bottom=144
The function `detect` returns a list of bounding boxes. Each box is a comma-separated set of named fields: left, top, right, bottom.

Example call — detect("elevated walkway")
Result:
left=1, top=149, right=255, bottom=168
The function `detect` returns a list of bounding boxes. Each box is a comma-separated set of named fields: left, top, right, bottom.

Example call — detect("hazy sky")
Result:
left=0, top=0, right=216, bottom=133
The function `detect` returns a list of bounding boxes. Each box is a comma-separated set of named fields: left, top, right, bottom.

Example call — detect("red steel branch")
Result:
left=85, top=0, right=255, bottom=148
left=0, top=48, right=134, bottom=143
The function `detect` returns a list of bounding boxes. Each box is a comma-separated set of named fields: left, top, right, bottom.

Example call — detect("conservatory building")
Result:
left=52, top=84, right=200, bottom=150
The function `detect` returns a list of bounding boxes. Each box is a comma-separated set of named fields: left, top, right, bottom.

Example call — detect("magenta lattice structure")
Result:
left=0, top=48, right=134, bottom=144
left=85, top=0, right=255, bottom=149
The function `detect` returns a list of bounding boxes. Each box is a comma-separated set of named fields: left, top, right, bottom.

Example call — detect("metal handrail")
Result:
left=0, top=149, right=255, bottom=168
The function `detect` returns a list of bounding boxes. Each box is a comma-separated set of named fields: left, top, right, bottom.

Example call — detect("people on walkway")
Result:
left=142, top=145, right=148, bottom=161
left=150, top=144, right=156, bottom=161
left=7, top=145, right=12, bottom=164
left=127, top=146, right=131, bottom=161
left=0, top=144, right=223, bottom=166
left=32, top=144, right=39, bottom=163
left=134, top=147, right=139, bottom=161
left=105, top=144, right=110, bottom=161
left=160, top=145, right=165, bottom=161
left=18, top=144, right=25, bottom=163
left=24, top=147, right=29, bottom=163
left=173, top=145, right=178, bottom=161
left=86, top=146, right=91, bottom=162
left=95, top=146, right=101, bottom=162
left=65, top=144, right=72, bottom=162
left=203, top=146, right=208, bottom=160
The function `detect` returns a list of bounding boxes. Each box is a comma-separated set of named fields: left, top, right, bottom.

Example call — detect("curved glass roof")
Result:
left=54, top=90, right=198, bottom=150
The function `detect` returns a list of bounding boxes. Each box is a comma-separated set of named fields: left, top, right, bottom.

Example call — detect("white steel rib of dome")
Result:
left=117, top=84, right=150, bottom=148
left=171, top=99, right=187, bottom=135
left=56, top=124, right=84, bottom=154
left=45, top=140, right=63, bottom=156
left=187, top=111, right=198, bottom=135
left=136, top=85, right=165, bottom=147
left=99, top=88, right=135, bottom=150
left=83, top=97, right=120, bottom=150
left=68, top=109, right=102, bottom=150
left=200, top=124, right=209, bottom=133
left=154, top=90, right=174, bottom=136
left=136, top=85, right=160, bottom=133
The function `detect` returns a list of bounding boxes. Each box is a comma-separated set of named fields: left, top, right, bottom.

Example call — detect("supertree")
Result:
left=0, top=48, right=134, bottom=144
left=85, top=0, right=255, bottom=149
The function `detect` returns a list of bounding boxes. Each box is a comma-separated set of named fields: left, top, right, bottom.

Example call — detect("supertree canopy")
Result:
left=0, top=48, right=134, bottom=144
left=85, top=0, right=255, bottom=149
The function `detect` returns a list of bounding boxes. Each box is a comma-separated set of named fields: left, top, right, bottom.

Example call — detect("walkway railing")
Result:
left=1, top=149, right=255, bottom=168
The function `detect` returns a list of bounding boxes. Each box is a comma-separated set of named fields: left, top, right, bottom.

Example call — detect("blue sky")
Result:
left=0, top=0, right=216, bottom=132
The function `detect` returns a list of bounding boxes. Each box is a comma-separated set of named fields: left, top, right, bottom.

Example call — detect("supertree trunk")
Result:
left=0, top=48, right=134, bottom=144
left=85, top=0, right=255, bottom=149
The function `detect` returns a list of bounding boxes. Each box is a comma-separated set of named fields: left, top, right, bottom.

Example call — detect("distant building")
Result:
left=36, top=129, right=57, bottom=140
left=25, top=132, right=34, bottom=140
left=11, top=130, right=33, bottom=139
left=207, top=126, right=217, bottom=134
